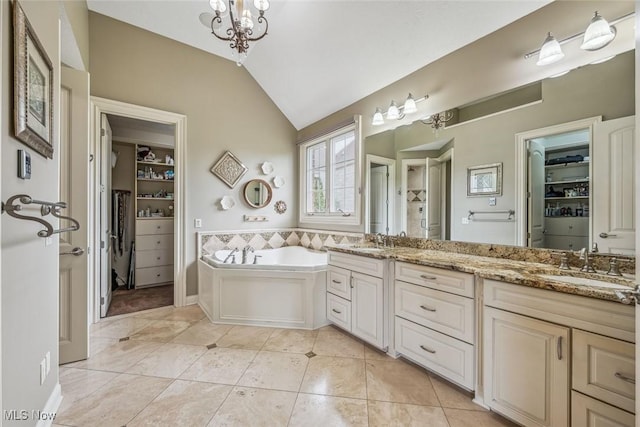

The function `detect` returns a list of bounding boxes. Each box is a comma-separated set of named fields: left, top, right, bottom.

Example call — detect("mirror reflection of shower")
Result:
left=407, top=165, right=427, bottom=237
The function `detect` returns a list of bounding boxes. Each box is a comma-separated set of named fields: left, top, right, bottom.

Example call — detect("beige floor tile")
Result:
left=300, top=356, right=366, bottom=399
left=207, top=386, right=297, bottom=427
left=89, top=337, right=119, bottom=357
left=128, top=380, right=231, bottom=426
left=215, top=325, right=275, bottom=350
left=368, top=401, right=450, bottom=427
left=288, top=393, right=368, bottom=427
left=132, top=305, right=176, bottom=320
left=58, top=368, right=119, bottom=413
left=237, top=350, right=308, bottom=392
left=90, top=317, right=153, bottom=339
left=126, top=343, right=207, bottom=378
left=444, top=408, right=519, bottom=427
left=262, top=328, right=318, bottom=353
left=56, top=373, right=171, bottom=427
left=364, top=344, right=394, bottom=361
left=366, top=359, right=440, bottom=406
left=129, top=319, right=192, bottom=342
left=170, top=320, right=233, bottom=346
left=179, top=347, right=257, bottom=384
left=71, top=340, right=162, bottom=372
left=313, top=328, right=365, bottom=359
left=430, top=373, right=484, bottom=411
left=160, top=304, right=206, bottom=322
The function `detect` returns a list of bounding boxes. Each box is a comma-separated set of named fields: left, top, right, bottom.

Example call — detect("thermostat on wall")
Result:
left=18, top=149, right=31, bottom=179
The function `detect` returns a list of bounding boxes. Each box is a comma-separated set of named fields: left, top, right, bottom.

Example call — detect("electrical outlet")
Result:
left=45, top=351, right=50, bottom=375
left=194, top=218, right=202, bottom=228
left=40, top=359, right=46, bottom=385
left=461, top=217, right=470, bottom=225
left=488, top=197, right=497, bottom=206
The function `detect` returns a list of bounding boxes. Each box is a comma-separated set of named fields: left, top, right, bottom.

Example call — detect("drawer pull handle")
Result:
left=350, top=277, right=354, bottom=289
left=614, top=372, right=636, bottom=384
left=331, top=308, right=342, bottom=314
left=420, top=274, right=437, bottom=280
left=157, top=257, right=161, bottom=260
left=556, top=336, right=563, bottom=360
left=332, top=280, right=342, bottom=284
left=157, top=241, right=161, bottom=244
left=156, top=273, right=161, bottom=277
left=419, top=305, right=436, bottom=312
left=419, top=345, right=436, bottom=354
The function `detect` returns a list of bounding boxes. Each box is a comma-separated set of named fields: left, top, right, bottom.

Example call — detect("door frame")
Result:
left=364, top=154, right=395, bottom=235
left=514, top=116, right=600, bottom=247
left=436, top=148, right=454, bottom=241
left=89, top=97, right=187, bottom=322
left=400, top=158, right=427, bottom=236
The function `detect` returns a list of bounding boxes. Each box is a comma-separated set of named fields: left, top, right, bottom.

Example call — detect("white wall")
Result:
left=1, top=0, right=61, bottom=423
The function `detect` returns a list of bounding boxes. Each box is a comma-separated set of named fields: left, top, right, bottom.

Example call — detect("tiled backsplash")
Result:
left=198, top=229, right=363, bottom=257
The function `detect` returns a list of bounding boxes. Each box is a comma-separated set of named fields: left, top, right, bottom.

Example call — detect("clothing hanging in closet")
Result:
left=112, top=190, right=130, bottom=256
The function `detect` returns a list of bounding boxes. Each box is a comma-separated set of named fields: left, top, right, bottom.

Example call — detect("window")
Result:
left=299, top=118, right=361, bottom=225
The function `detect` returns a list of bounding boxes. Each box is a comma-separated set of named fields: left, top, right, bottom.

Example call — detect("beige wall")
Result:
left=62, top=0, right=90, bottom=70
left=2, top=0, right=61, bottom=420
left=88, top=12, right=298, bottom=295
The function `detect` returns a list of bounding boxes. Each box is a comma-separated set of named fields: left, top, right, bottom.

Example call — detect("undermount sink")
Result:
left=349, top=245, right=385, bottom=251
left=539, top=274, right=632, bottom=290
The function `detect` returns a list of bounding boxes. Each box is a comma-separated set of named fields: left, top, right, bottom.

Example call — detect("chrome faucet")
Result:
left=579, top=247, right=596, bottom=273
left=375, top=233, right=384, bottom=248
left=606, top=258, right=623, bottom=277
left=398, top=231, right=407, bottom=237
left=242, top=245, right=255, bottom=264
left=223, top=248, right=238, bottom=263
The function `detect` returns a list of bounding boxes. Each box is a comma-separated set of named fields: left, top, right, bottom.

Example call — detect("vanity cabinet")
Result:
left=326, top=252, right=386, bottom=349
left=393, top=262, right=475, bottom=390
left=135, top=218, right=174, bottom=287
left=483, top=279, right=635, bottom=427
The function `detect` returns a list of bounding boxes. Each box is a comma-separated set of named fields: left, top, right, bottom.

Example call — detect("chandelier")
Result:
left=420, top=111, right=454, bottom=132
left=207, top=0, right=270, bottom=66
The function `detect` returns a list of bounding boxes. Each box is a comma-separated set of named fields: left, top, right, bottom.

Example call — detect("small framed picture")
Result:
left=467, top=163, right=503, bottom=196
left=210, top=151, right=248, bottom=188
left=13, top=0, right=54, bottom=158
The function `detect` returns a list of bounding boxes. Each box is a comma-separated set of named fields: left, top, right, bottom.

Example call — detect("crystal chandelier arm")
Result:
left=246, top=13, right=268, bottom=41
left=210, top=13, right=234, bottom=41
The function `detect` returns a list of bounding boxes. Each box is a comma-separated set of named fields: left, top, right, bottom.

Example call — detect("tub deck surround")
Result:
left=203, top=246, right=327, bottom=271
left=325, top=244, right=635, bottom=304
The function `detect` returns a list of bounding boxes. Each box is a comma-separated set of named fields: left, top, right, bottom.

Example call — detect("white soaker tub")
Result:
left=198, top=246, right=328, bottom=330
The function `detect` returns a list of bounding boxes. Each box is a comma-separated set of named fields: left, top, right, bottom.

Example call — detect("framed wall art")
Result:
left=210, top=151, right=248, bottom=188
left=13, top=0, right=54, bottom=158
left=467, top=163, right=502, bottom=196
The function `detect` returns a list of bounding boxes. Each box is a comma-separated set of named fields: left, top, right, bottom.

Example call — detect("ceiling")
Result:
left=86, top=1, right=553, bottom=130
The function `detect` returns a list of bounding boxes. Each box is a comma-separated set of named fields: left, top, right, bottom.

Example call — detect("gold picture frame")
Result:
left=467, top=162, right=502, bottom=196
left=13, top=0, right=54, bottom=158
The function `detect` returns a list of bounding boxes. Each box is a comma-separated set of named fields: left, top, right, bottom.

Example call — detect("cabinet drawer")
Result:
left=571, top=391, right=635, bottom=427
left=395, top=262, right=474, bottom=298
left=328, top=251, right=384, bottom=278
left=135, top=265, right=173, bottom=286
left=136, top=219, right=173, bottom=235
left=327, top=293, right=351, bottom=331
left=327, top=265, right=351, bottom=300
left=395, top=317, right=474, bottom=390
left=137, top=234, right=174, bottom=251
left=136, top=248, right=174, bottom=268
left=544, top=235, right=588, bottom=252
left=395, top=281, right=474, bottom=344
left=573, top=329, right=635, bottom=413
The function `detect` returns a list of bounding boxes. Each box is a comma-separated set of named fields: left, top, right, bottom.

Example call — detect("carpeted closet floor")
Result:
left=106, top=284, right=174, bottom=317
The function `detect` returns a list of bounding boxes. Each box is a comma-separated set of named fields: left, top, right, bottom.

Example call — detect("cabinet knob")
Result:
left=156, top=273, right=161, bottom=277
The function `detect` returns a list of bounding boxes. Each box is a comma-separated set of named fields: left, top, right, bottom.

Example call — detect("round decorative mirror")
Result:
left=243, top=179, right=273, bottom=209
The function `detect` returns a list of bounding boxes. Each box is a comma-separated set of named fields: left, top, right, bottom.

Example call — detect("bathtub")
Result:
left=198, top=246, right=328, bottom=330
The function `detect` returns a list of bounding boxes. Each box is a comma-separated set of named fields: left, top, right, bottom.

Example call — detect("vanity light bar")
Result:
left=372, top=93, right=429, bottom=126
left=523, top=11, right=634, bottom=60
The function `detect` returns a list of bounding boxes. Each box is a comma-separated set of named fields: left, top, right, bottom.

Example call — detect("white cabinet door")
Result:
left=351, top=271, right=384, bottom=348
left=484, top=307, right=569, bottom=427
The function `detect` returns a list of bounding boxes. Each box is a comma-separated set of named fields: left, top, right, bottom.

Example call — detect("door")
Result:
left=99, top=115, right=113, bottom=317
left=528, top=140, right=546, bottom=248
left=425, top=158, right=442, bottom=239
left=370, top=165, right=388, bottom=234
left=484, top=307, right=569, bottom=427
left=351, top=272, right=383, bottom=348
left=593, top=116, right=635, bottom=254
left=59, top=68, right=90, bottom=363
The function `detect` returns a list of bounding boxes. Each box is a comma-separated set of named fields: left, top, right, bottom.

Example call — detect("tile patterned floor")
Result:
left=57, top=305, right=517, bottom=427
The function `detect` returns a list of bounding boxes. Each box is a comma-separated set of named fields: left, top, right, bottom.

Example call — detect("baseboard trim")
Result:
left=185, top=295, right=198, bottom=305
left=36, top=382, right=62, bottom=427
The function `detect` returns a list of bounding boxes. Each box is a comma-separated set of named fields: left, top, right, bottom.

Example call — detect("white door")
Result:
left=370, top=165, right=388, bottom=234
left=592, top=116, right=635, bottom=255
left=59, top=68, right=90, bottom=364
left=528, top=140, right=546, bottom=248
left=99, top=115, right=113, bottom=317
left=351, top=272, right=383, bottom=349
left=425, top=158, right=442, bottom=239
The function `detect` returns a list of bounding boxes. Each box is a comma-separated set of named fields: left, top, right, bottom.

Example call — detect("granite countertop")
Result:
left=325, top=244, right=636, bottom=304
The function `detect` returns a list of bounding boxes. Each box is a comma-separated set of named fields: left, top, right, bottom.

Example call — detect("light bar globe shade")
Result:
left=403, top=94, right=417, bottom=115
left=580, top=12, right=616, bottom=51
left=387, top=101, right=400, bottom=120
left=536, top=33, right=564, bottom=66
left=372, top=108, right=384, bottom=126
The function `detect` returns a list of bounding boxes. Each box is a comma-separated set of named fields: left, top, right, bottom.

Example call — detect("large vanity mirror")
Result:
left=365, top=47, right=635, bottom=256
left=243, top=179, right=273, bottom=209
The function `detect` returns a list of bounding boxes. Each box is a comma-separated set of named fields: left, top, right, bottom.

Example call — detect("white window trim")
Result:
left=299, top=116, right=362, bottom=226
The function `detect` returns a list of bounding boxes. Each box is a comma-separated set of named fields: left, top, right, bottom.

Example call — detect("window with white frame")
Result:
left=299, top=119, right=361, bottom=225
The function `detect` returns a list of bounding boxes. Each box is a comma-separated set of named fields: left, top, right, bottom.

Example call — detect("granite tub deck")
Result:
left=325, top=244, right=636, bottom=304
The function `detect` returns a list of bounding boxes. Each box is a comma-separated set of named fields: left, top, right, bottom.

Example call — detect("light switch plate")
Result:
left=18, top=149, right=31, bottom=179
left=461, top=217, right=470, bottom=225
left=194, top=218, right=202, bottom=228
left=488, top=197, right=497, bottom=206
